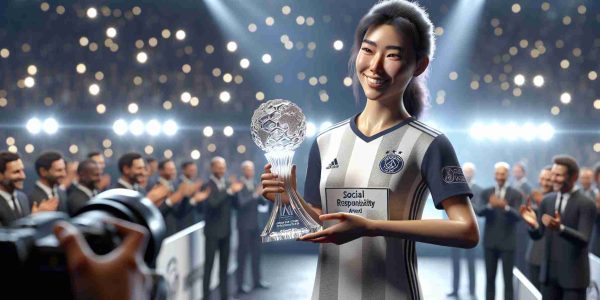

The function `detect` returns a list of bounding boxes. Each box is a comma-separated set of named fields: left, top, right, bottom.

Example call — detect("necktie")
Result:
left=556, top=194, right=565, bottom=214
left=11, top=194, right=21, bottom=218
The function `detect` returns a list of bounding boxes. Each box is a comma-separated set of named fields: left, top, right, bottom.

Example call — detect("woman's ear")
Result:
left=413, top=56, right=429, bottom=77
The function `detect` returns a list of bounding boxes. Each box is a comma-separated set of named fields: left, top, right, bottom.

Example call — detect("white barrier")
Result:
left=513, top=267, right=542, bottom=300
left=589, top=254, right=600, bottom=299
left=156, top=221, right=238, bottom=300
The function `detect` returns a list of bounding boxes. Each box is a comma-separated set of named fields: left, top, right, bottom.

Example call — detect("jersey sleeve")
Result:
left=421, top=134, right=472, bottom=209
left=303, top=139, right=322, bottom=207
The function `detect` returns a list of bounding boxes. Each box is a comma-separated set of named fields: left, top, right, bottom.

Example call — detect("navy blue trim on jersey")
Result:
left=304, top=139, right=322, bottom=207
left=349, top=113, right=415, bottom=143
left=421, top=134, right=473, bottom=209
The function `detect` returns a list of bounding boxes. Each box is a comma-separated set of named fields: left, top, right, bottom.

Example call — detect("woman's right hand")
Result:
left=260, top=163, right=298, bottom=204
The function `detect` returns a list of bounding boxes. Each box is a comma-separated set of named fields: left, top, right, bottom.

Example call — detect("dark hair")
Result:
left=35, top=151, right=63, bottom=176
left=0, top=152, right=20, bottom=173
left=146, top=156, right=157, bottom=164
left=552, top=155, right=579, bottom=180
left=594, top=162, right=600, bottom=183
left=87, top=151, right=102, bottom=159
left=158, top=159, right=173, bottom=171
left=118, top=152, right=143, bottom=174
left=181, top=161, right=195, bottom=170
left=349, top=0, right=435, bottom=119
left=77, top=159, right=98, bottom=175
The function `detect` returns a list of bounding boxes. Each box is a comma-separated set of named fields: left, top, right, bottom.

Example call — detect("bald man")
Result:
left=476, top=162, right=524, bottom=300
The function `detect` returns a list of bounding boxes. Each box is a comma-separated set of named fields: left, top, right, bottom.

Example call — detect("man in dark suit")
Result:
left=145, top=156, right=159, bottom=192
left=0, top=152, right=32, bottom=226
left=476, top=162, right=523, bottom=300
left=179, top=161, right=206, bottom=228
left=152, top=159, right=199, bottom=236
left=521, top=155, right=596, bottom=300
left=201, top=156, right=243, bottom=300
left=525, top=166, right=553, bottom=290
left=67, top=159, right=101, bottom=216
left=448, top=162, right=481, bottom=298
left=29, top=151, right=69, bottom=213
left=88, top=152, right=111, bottom=191
left=115, top=152, right=171, bottom=207
left=235, top=161, right=269, bottom=296
left=512, top=162, right=533, bottom=272
left=591, top=164, right=600, bottom=257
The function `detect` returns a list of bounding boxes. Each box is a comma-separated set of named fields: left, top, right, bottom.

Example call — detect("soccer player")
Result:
left=261, top=1, right=479, bottom=299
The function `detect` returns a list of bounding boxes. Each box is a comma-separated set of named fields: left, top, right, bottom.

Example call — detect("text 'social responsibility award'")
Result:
left=251, top=99, right=322, bottom=242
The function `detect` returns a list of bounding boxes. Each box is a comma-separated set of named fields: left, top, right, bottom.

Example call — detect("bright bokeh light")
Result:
left=26, top=118, right=42, bottom=134
left=113, top=119, right=128, bottom=136
left=163, top=120, right=178, bottom=136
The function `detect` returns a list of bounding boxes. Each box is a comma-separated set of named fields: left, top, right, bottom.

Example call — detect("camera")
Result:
left=0, top=189, right=167, bottom=299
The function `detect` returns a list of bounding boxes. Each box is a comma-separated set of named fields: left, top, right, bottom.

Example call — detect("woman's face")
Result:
left=356, top=24, right=418, bottom=103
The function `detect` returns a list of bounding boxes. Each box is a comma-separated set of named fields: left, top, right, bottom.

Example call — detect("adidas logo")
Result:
left=326, top=158, right=339, bottom=169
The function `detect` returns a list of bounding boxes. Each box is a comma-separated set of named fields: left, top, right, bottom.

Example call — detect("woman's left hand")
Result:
left=299, top=213, right=373, bottom=245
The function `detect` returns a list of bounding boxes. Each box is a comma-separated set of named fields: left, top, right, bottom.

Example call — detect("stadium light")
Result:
left=113, top=119, right=128, bottom=136
left=26, top=118, right=42, bottom=135
left=163, top=120, right=178, bottom=136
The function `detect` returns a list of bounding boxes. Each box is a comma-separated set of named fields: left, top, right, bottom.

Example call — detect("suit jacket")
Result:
left=236, top=179, right=263, bottom=231
left=0, top=191, right=31, bottom=227
left=591, top=209, right=600, bottom=257
left=529, top=190, right=596, bottom=289
left=67, top=184, right=95, bottom=216
left=151, top=178, right=188, bottom=236
left=526, top=204, right=545, bottom=266
left=476, top=186, right=523, bottom=251
left=204, top=178, right=237, bottom=239
left=28, top=184, right=68, bottom=214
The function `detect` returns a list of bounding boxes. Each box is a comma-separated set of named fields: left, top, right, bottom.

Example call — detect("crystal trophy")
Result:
left=251, top=99, right=322, bottom=242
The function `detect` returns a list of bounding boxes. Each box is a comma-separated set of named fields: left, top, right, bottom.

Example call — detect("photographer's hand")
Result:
left=53, top=218, right=153, bottom=300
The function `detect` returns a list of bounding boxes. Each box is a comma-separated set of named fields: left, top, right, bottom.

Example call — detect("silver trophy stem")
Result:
left=260, top=150, right=322, bottom=242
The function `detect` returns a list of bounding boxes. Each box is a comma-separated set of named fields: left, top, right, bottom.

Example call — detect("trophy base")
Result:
left=261, top=226, right=320, bottom=243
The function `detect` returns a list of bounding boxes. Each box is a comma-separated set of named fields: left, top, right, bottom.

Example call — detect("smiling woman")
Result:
left=260, top=1, right=479, bottom=299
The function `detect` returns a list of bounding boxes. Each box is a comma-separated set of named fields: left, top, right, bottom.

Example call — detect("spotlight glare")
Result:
left=537, top=123, right=555, bottom=141
left=262, top=53, right=272, bottom=64
left=106, top=27, right=117, bottom=38
left=223, top=126, right=234, bottom=137
left=306, top=122, right=317, bottom=138
left=191, top=150, right=201, bottom=160
left=86, top=7, right=97, bottom=19
left=88, top=83, right=100, bottom=95
left=319, top=121, right=333, bottom=132
left=219, top=91, right=231, bottom=103
left=240, top=58, right=250, bottom=69
left=24, top=76, right=35, bottom=88
left=226, top=41, right=238, bottom=52
left=43, top=118, right=59, bottom=135
left=129, top=119, right=145, bottom=136
left=146, top=119, right=162, bottom=136
left=514, top=74, right=525, bottom=86
left=203, top=126, right=214, bottom=137
left=333, top=40, right=344, bottom=51
left=560, top=92, right=571, bottom=104
left=175, top=30, right=186, bottom=40
left=533, top=75, right=544, bottom=87
left=469, top=123, right=486, bottom=140
left=163, top=120, right=178, bottom=136
left=181, top=91, right=191, bottom=103
left=136, top=51, right=148, bottom=63
left=113, top=119, right=129, bottom=136
left=128, top=103, right=139, bottom=114
left=520, top=123, right=537, bottom=141
left=26, top=118, right=42, bottom=134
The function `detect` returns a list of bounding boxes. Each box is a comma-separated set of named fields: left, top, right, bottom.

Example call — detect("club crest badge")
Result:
left=379, top=150, right=404, bottom=174
left=442, top=166, right=467, bottom=184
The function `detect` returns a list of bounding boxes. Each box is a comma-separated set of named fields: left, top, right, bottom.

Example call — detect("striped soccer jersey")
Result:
left=304, top=115, right=472, bottom=300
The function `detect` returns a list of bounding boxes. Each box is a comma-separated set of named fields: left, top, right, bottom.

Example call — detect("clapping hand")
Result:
left=519, top=197, right=538, bottom=228
left=32, top=197, right=60, bottom=213
left=542, top=212, right=561, bottom=230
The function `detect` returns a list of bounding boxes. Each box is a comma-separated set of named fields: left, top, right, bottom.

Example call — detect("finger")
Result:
left=299, top=229, right=330, bottom=241
left=109, top=219, right=149, bottom=258
left=54, top=221, right=92, bottom=272
left=264, top=163, right=272, bottom=173
left=526, top=196, right=531, bottom=207
left=554, top=212, right=560, bottom=219
left=319, top=213, right=346, bottom=222
left=262, top=187, right=285, bottom=194
left=261, top=173, right=278, bottom=180
left=306, top=236, right=333, bottom=243
left=261, top=180, right=285, bottom=187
